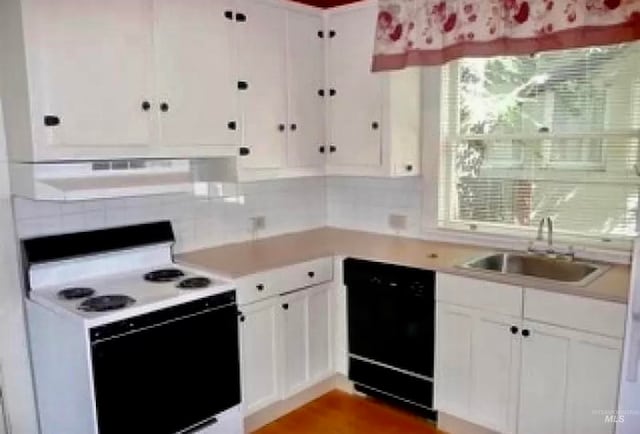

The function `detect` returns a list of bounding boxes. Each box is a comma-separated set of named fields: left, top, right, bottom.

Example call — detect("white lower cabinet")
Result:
left=436, top=303, right=520, bottom=434
left=517, top=321, right=622, bottom=434
left=436, top=274, right=625, bottom=434
left=239, top=283, right=333, bottom=416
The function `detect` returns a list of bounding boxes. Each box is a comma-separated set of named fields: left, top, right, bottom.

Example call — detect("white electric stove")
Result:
left=24, top=221, right=244, bottom=434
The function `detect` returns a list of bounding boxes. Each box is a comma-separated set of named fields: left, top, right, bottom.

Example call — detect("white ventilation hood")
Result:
left=10, top=158, right=239, bottom=201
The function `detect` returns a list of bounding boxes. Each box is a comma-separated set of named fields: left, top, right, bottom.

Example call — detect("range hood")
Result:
left=10, top=158, right=239, bottom=201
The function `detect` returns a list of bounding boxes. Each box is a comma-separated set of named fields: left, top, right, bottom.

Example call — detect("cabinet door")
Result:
left=239, top=299, right=280, bottom=415
left=518, top=321, right=622, bottom=434
left=286, top=10, right=325, bottom=168
left=27, top=0, right=154, bottom=148
left=307, top=284, right=332, bottom=382
left=238, top=0, right=287, bottom=169
left=327, top=6, right=383, bottom=167
left=280, top=291, right=308, bottom=397
left=0, top=389, right=6, bottom=434
left=436, top=303, right=520, bottom=433
left=154, top=0, right=238, bottom=148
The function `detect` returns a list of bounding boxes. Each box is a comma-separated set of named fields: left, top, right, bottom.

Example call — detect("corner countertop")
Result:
left=178, top=227, right=630, bottom=304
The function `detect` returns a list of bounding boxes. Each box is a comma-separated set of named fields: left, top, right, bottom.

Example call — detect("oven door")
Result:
left=91, top=303, right=240, bottom=434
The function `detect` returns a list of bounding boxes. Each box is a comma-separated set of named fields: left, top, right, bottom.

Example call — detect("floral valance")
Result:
left=372, top=0, right=640, bottom=71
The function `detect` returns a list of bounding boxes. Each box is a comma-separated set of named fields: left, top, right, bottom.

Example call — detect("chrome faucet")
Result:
left=536, top=216, right=553, bottom=249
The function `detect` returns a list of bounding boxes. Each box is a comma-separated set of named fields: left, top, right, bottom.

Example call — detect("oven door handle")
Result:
left=179, top=414, right=218, bottom=433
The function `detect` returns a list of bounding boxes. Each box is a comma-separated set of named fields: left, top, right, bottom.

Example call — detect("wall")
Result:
left=13, top=177, right=327, bottom=252
left=326, top=176, right=423, bottom=237
left=289, top=0, right=361, bottom=8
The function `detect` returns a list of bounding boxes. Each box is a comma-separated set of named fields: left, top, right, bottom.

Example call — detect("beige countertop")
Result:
left=178, top=227, right=630, bottom=304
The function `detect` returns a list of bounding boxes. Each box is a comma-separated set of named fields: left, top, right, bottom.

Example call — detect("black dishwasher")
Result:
left=344, top=258, right=436, bottom=420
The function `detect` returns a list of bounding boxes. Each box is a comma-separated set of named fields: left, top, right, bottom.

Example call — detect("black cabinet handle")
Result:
left=282, top=303, right=289, bottom=310
left=227, top=121, right=237, bottom=130
left=308, top=271, right=315, bottom=278
left=239, top=147, right=250, bottom=156
left=235, top=12, right=246, bottom=22
left=522, top=329, right=530, bottom=337
left=406, top=164, right=414, bottom=172
left=278, top=123, right=286, bottom=132
left=290, top=124, right=297, bottom=131
left=319, top=146, right=326, bottom=154
left=141, top=101, right=151, bottom=111
left=224, top=10, right=233, bottom=20
left=329, top=30, right=336, bottom=38
left=329, top=88, right=336, bottom=97
left=510, top=325, right=519, bottom=335
left=372, top=121, right=379, bottom=130
left=329, top=145, right=336, bottom=153
left=160, top=102, right=169, bottom=112
left=239, top=314, right=245, bottom=323
left=237, top=81, right=248, bottom=90
left=318, top=89, right=325, bottom=97
left=43, top=115, right=60, bottom=127
left=256, top=283, right=264, bottom=291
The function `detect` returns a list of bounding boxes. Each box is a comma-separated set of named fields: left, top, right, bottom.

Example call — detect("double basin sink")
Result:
left=461, top=252, right=608, bottom=286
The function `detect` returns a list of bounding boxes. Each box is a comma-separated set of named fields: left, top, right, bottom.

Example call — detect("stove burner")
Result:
left=58, top=287, right=96, bottom=300
left=144, top=268, right=185, bottom=283
left=78, top=295, right=135, bottom=312
left=177, top=277, right=212, bottom=290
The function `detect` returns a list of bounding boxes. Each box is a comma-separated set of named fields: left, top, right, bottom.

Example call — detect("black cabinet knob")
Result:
left=278, top=123, right=286, bottom=132
left=406, top=164, right=414, bottom=172
left=256, top=283, right=264, bottom=291
left=224, top=10, right=233, bottom=20
left=43, top=115, right=60, bottom=127
left=510, top=325, right=519, bottom=334
left=329, top=88, right=336, bottom=97
left=290, top=124, right=297, bottom=131
left=329, top=30, right=336, bottom=38
left=239, top=314, right=245, bottom=323
left=317, top=30, right=324, bottom=38
left=227, top=121, right=237, bottom=130
left=239, top=147, right=250, bottom=156
left=308, top=271, right=315, bottom=278
left=237, top=81, right=248, bottom=90
left=319, top=146, right=326, bottom=154
left=160, top=102, right=169, bottom=112
left=235, top=12, right=246, bottom=22
left=329, top=145, right=336, bottom=153
left=282, top=303, right=289, bottom=310
left=318, top=89, right=325, bottom=97
left=371, top=121, right=379, bottom=130
left=522, top=329, right=530, bottom=337
left=141, top=101, right=151, bottom=111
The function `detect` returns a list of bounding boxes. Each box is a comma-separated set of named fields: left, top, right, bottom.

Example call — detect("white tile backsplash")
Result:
left=326, top=176, right=422, bottom=237
left=14, top=175, right=424, bottom=251
left=14, top=177, right=327, bottom=252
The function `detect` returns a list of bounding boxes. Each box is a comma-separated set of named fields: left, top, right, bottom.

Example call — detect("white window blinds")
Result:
left=439, top=42, right=640, bottom=247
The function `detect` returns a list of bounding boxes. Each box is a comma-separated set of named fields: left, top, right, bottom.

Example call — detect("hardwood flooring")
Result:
left=252, top=390, right=442, bottom=434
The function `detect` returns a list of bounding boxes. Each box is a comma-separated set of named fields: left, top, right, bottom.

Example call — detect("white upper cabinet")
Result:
left=237, top=0, right=288, bottom=169
left=153, top=0, right=238, bottom=149
left=286, top=9, right=325, bottom=169
left=326, top=4, right=382, bottom=168
left=325, top=1, right=421, bottom=177
left=22, top=0, right=155, bottom=156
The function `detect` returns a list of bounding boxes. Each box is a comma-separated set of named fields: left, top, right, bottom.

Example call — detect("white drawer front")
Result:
left=236, top=257, right=333, bottom=305
left=524, top=288, right=626, bottom=338
left=436, top=273, right=522, bottom=317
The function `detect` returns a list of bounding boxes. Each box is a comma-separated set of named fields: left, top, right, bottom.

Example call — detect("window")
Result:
left=439, top=42, right=640, bottom=246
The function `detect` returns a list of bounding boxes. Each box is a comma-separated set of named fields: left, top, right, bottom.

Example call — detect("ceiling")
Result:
left=289, top=0, right=361, bottom=8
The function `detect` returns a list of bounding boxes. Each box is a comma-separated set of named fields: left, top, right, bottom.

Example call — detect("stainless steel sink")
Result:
left=461, top=252, right=608, bottom=286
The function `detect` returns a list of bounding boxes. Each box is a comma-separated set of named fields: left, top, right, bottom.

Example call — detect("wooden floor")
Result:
left=252, top=390, right=442, bottom=434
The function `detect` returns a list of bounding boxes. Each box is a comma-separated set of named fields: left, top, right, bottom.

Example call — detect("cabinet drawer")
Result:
left=436, top=273, right=522, bottom=317
left=524, top=288, right=626, bottom=338
left=236, top=257, right=333, bottom=305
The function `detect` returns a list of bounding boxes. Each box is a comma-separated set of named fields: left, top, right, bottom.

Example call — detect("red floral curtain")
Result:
left=372, top=0, right=640, bottom=71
